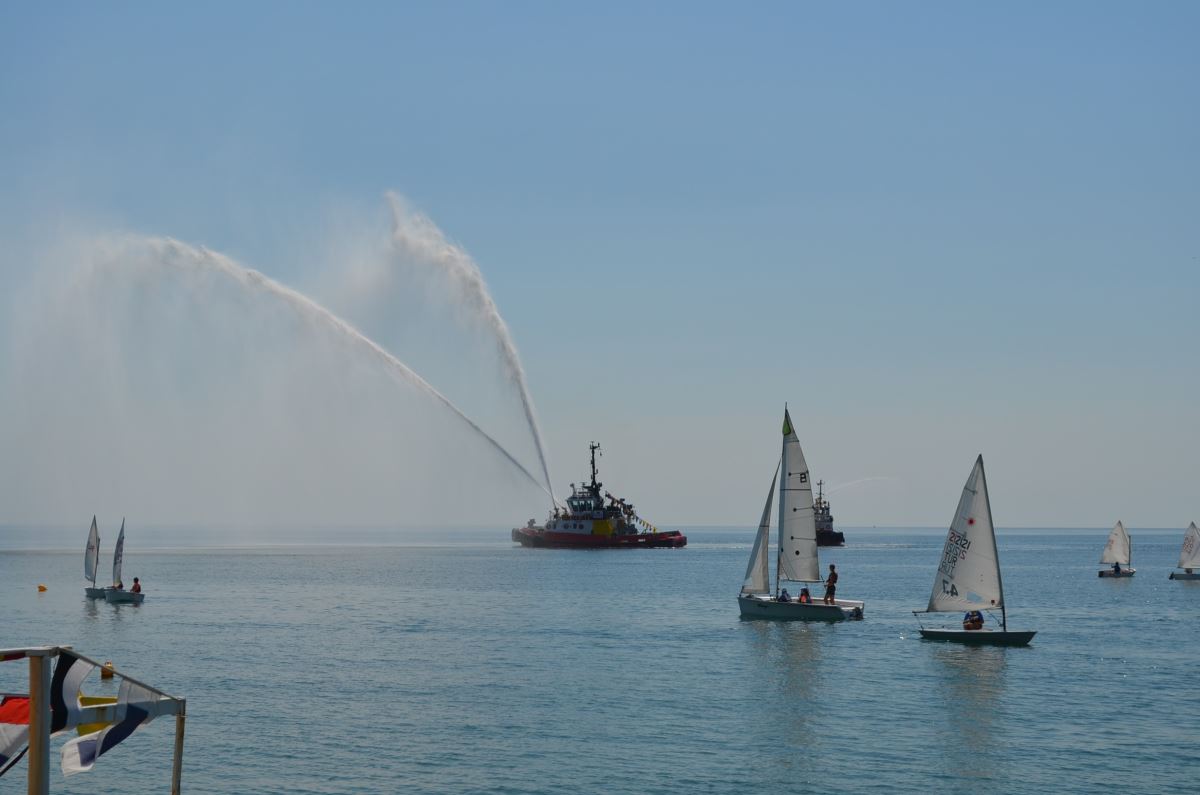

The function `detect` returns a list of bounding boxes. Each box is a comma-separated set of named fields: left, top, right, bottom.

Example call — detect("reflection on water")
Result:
left=740, top=620, right=826, bottom=773
left=930, top=644, right=1009, bottom=784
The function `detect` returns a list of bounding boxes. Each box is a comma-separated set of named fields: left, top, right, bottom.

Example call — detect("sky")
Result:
left=0, top=2, right=1196, bottom=529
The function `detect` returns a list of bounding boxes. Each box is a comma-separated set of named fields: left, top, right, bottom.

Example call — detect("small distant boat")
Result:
left=1169, top=522, right=1200, bottom=580
left=83, top=516, right=110, bottom=599
left=736, top=408, right=864, bottom=622
left=104, top=520, right=144, bottom=604
left=511, top=443, right=687, bottom=549
left=1098, top=521, right=1136, bottom=577
left=913, top=455, right=1035, bottom=646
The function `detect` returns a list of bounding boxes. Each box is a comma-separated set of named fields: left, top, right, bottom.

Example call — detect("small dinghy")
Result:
left=103, top=521, right=144, bottom=604
left=83, top=516, right=111, bottom=599
left=1169, top=522, right=1200, bottom=580
left=736, top=408, right=865, bottom=622
left=913, top=456, right=1035, bottom=646
left=1098, top=521, right=1136, bottom=577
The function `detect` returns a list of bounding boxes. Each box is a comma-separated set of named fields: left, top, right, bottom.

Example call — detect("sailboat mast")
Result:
left=978, top=455, right=1007, bottom=632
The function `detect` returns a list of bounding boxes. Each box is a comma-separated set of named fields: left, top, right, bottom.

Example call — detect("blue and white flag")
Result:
left=61, top=679, right=166, bottom=776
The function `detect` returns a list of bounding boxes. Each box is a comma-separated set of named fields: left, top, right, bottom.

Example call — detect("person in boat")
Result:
left=798, top=587, right=812, bottom=604
left=823, top=564, right=838, bottom=605
left=1112, top=561, right=1121, bottom=575
left=778, top=588, right=791, bottom=603
left=130, top=578, right=141, bottom=594
left=962, top=610, right=984, bottom=631
left=115, top=581, right=124, bottom=590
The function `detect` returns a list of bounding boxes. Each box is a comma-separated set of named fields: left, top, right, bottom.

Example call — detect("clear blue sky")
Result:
left=1, top=2, right=1196, bottom=527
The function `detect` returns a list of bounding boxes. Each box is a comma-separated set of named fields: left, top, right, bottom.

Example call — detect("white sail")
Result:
left=927, top=455, right=1004, bottom=613
left=1178, top=522, right=1200, bottom=569
left=777, top=409, right=820, bottom=583
left=112, top=519, right=125, bottom=588
left=1099, top=521, right=1131, bottom=565
left=742, top=464, right=779, bottom=595
left=84, top=516, right=100, bottom=584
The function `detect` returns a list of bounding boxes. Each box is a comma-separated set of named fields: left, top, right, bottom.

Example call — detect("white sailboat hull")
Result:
left=85, top=587, right=112, bottom=599
left=1169, top=571, right=1200, bottom=580
left=737, top=593, right=864, bottom=622
left=1098, top=568, right=1136, bottom=578
left=104, top=590, right=144, bottom=604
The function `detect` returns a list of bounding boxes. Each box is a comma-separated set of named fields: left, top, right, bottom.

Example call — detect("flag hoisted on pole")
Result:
left=0, top=646, right=186, bottom=794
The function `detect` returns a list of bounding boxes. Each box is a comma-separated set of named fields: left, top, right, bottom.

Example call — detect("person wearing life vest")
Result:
left=962, top=610, right=984, bottom=631
left=131, top=578, right=142, bottom=594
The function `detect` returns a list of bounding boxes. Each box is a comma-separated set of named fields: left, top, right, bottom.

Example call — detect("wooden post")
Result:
left=27, top=650, right=51, bottom=795
left=170, top=700, right=186, bottom=795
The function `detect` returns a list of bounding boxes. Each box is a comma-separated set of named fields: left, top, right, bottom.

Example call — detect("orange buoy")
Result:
left=101, top=661, right=115, bottom=680
left=37, top=584, right=47, bottom=592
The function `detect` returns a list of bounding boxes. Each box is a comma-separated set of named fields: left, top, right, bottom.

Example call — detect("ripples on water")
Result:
left=2, top=529, right=1198, bottom=793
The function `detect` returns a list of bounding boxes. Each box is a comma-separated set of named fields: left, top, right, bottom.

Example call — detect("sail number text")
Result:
left=937, top=529, right=970, bottom=582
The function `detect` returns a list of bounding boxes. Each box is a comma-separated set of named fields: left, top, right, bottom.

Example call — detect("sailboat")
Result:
left=104, top=520, right=143, bottom=604
left=1098, top=521, right=1135, bottom=577
left=1169, top=522, right=1200, bottom=580
left=83, top=516, right=110, bottom=599
left=913, top=455, right=1035, bottom=646
left=736, top=408, right=865, bottom=622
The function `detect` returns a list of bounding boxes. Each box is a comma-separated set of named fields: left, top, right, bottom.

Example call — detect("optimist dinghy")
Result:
left=1169, top=522, right=1200, bottom=580
left=1098, top=521, right=1136, bottom=578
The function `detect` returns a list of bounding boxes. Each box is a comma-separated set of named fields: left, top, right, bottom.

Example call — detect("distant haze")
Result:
left=1, top=4, right=1197, bottom=530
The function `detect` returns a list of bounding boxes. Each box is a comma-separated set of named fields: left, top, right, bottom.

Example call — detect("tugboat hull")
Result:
left=511, top=526, right=686, bottom=548
left=817, top=529, right=845, bottom=547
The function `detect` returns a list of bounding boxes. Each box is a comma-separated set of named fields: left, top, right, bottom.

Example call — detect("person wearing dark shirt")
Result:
left=963, top=610, right=984, bottom=630
left=778, top=588, right=791, bottom=603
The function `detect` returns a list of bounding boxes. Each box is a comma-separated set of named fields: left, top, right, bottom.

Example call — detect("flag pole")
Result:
left=27, top=649, right=52, bottom=795
left=171, top=699, right=186, bottom=795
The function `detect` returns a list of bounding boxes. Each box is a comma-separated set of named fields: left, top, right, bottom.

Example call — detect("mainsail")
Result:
left=1099, top=521, right=1131, bottom=565
left=84, top=516, right=100, bottom=585
left=1178, top=522, right=1200, bottom=569
left=927, top=455, right=1004, bottom=613
left=112, top=520, right=125, bottom=588
left=742, top=463, right=779, bottom=595
left=777, top=409, right=820, bottom=583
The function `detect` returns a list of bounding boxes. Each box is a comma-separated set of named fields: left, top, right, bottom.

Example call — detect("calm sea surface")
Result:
left=2, top=527, right=1198, bottom=793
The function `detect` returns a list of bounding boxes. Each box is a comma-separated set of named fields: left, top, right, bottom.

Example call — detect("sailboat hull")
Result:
left=104, top=590, right=144, bottom=604
left=85, top=587, right=111, bottom=599
left=1098, top=569, right=1136, bottom=578
left=737, top=594, right=864, bottom=622
left=919, top=628, right=1035, bottom=646
left=1169, top=571, right=1200, bottom=580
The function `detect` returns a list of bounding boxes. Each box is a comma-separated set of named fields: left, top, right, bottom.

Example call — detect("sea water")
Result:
left=2, top=528, right=1197, bottom=793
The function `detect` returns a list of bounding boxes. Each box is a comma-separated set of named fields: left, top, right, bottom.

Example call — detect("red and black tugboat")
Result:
left=511, top=443, right=686, bottom=549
